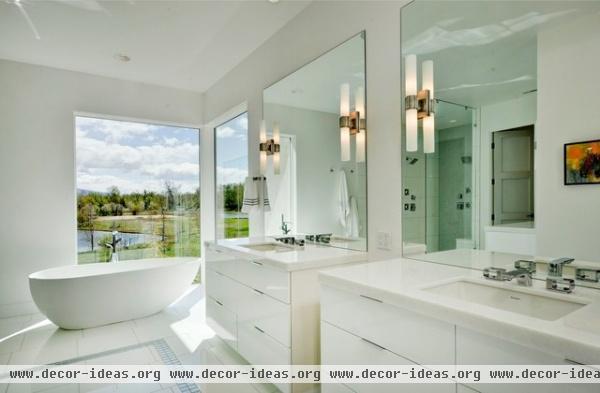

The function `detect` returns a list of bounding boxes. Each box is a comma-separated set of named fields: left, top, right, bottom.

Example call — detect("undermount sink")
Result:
left=424, top=278, right=588, bottom=321
left=241, top=243, right=295, bottom=252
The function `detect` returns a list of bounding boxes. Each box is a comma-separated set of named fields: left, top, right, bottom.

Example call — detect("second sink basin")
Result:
left=424, top=278, right=588, bottom=321
left=241, top=243, right=295, bottom=252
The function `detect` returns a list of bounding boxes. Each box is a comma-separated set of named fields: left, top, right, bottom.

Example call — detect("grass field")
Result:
left=77, top=213, right=248, bottom=264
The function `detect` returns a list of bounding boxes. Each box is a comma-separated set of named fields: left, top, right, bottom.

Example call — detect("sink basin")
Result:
left=424, top=278, right=588, bottom=321
left=241, top=243, right=295, bottom=252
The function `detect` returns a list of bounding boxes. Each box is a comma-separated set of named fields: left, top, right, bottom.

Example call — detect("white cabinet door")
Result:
left=321, top=322, right=455, bottom=393
left=457, top=327, right=597, bottom=393
left=236, top=284, right=291, bottom=347
left=321, top=285, right=455, bottom=365
left=206, top=296, right=237, bottom=350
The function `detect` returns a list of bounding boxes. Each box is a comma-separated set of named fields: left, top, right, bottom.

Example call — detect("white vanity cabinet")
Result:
left=320, top=283, right=598, bottom=393
left=320, top=285, right=456, bottom=393
left=456, top=327, right=596, bottom=393
left=206, top=242, right=365, bottom=393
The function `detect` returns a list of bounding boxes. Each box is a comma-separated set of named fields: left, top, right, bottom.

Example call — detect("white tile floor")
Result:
left=0, top=285, right=273, bottom=393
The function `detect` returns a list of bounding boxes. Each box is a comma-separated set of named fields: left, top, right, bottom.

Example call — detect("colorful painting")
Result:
left=564, top=140, right=600, bottom=185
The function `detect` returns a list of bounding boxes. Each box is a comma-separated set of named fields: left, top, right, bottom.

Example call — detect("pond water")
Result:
left=77, top=230, right=158, bottom=252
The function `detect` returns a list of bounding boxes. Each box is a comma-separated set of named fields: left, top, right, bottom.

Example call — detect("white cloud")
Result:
left=216, top=166, right=247, bottom=185
left=75, top=118, right=200, bottom=194
left=216, top=126, right=237, bottom=138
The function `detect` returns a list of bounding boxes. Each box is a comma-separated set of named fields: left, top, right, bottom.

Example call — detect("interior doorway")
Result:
left=492, top=125, right=534, bottom=225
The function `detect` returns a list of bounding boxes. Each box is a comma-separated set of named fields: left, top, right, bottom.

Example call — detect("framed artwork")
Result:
left=564, top=139, right=600, bottom=185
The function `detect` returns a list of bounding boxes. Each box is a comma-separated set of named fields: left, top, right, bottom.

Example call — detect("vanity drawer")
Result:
left=206, top=296, right=237, bottom=350
left=238, top=323, right=291, bottom=393
left=237, top=285, right=291, bottom=347
left=456, top=327, right=596, bottom=393
left=206, top=268, right=245, bottom=311
left=205, top=247, right=239, bottom=277
left=321, top=285, right=455, bottom=365
left=230, top=259, right=290, bottom=304
left=321, top=322, right=454, bottom=393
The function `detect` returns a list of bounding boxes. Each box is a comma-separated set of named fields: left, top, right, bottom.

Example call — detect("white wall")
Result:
left=536, top=14, right=600, bottom=261
left=0, top=59, right=203, bottom=317
left=203, top=1, right=408, bottom=258
left=264, top=103, right=367, bottom=238
left=479, top=94, right=537, bottom=249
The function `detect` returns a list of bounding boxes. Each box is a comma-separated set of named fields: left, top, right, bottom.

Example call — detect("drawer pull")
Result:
left=253, top=288, right=264, bottom=295
left=361, top=337, right=387, bottom=351
left=215, top=299, right=224, bottom=306
left=251, top=260, right=263, bottom=266
left=565, top=358, right=584, bottom=365
left=254, top=326, right=265, bottom=334
left=360, top=294, right=383, bottom=303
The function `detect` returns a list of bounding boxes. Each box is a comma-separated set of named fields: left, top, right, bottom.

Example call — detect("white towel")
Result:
left=241, top=176, right=271, bottom=213
left=259, top=177, right=271, bottom=212
left=241, top=176, right=257, bottom=213
left=347, top=196, right=360, bottom=238
left=337, top=170, right=350, bottom=228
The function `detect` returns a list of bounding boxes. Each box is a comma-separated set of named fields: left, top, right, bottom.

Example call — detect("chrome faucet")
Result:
left=483, top=267, right=533, bottom=287
left=546, top=257, right=575, bottom=293
left=281, top=214, right=291, bottom=235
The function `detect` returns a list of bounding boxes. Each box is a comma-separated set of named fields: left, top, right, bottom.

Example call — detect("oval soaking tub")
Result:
left=29, top=257, right=200, bottom=329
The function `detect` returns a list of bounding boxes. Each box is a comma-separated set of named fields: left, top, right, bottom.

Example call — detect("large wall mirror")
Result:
left=263, top=32, right=367, bottom=252
left=401, top=1, right=600, bottom=288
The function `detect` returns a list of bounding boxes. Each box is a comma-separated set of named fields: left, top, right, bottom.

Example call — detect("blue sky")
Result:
left=215, top=112, right=248, bottom=185
left=76, top=116, right=199, bottom=194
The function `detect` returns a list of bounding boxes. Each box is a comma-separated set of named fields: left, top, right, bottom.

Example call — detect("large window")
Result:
left=75, top=116, right=200, bottom=263
left=215, top=112, right=249, bottom=239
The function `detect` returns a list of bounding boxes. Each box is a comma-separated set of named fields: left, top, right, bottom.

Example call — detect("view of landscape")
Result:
left=76, top=116, right=201, bottom=264
left=215, top=113, right=249, bottom=239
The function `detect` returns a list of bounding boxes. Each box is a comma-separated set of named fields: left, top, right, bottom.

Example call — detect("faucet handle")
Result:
left=576, top=268, right=600, bottom=283
left=483, top=267, right=507, bottom=281
left=514, top=260, right=536, bottom=273
left=546, top=277, right=575, bottom=293
left=548, top=257, right=575, bottom=277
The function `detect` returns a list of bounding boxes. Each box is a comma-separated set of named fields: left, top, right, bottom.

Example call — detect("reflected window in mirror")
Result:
left=215, top=112, right=249, bottom=239
left=262, top=31, right=367, bottom=252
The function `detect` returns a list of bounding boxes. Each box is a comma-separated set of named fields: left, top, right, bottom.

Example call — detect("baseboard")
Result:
left=0, top=301, right=39, bottom=319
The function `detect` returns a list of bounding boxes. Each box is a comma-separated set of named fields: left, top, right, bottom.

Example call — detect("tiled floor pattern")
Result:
left=0, top=286, right=276, bottom=393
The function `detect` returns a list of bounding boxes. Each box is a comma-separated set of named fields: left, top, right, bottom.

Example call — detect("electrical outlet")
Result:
left=377, top=231, right=392, bottom=250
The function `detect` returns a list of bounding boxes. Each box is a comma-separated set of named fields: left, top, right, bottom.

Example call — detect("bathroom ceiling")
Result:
left=0, top=0, right=311, bottom=92
left=401, top=0, right=600, bottom=107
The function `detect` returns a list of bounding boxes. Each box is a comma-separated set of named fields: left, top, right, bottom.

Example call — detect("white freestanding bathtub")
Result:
left=29, top=257, right=200, bottom=330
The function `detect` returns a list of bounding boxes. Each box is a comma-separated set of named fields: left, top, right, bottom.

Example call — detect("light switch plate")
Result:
left=377, top=231, right=392, bottom=250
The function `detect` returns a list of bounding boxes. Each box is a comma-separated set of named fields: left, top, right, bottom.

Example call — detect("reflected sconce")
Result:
left=259, top=120, right=281, bottom=175
left=405, top=54, right=435, bottom=153
left=339, top=83, right=367, bottom=162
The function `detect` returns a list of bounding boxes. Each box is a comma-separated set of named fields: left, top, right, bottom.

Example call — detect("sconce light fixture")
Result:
left=259, top=120, right=281, bottom=175
left=339, top=83, right=367, bottom=162
left=405, top=54, right=435, bottom=153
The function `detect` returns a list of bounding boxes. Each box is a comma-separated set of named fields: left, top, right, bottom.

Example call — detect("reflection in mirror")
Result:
left=263, top=32, right=367, bottom=251
left=401, top=1, right=600, bottom=289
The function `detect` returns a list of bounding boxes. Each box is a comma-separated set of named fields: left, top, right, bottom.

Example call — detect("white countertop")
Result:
left=206, top=237, right=368, bottom=271
left=319, top=257, right=600, bottom=364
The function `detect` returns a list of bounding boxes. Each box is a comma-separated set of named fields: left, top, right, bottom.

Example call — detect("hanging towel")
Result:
left=337, top=170, right=350, bottom=229
left=347, top=196, right=360, bottom=238
left=259, top=177, right=271, bottom=212
left=241, top=176, right=258, bottom=213
left=241, top=177, right=271, bottom=213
